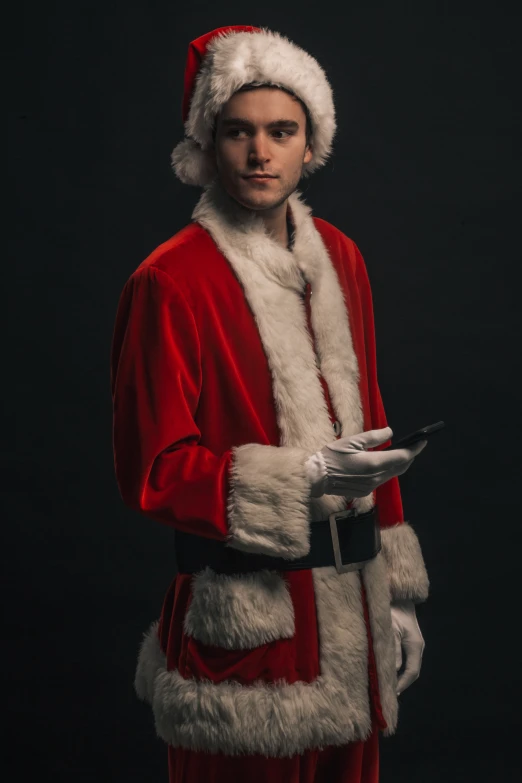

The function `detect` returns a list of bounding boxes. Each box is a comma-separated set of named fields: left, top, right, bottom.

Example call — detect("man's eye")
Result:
left=227, top=129, right=292, bottom=139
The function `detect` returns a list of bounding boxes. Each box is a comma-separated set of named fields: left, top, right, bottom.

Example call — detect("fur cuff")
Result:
left=380, top=522, right=429, bottom=603
left=226, top=443, right=311, bottom=558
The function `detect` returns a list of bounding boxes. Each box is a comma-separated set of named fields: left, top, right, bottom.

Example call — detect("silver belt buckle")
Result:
left=328, top=508, right=371, bottom=574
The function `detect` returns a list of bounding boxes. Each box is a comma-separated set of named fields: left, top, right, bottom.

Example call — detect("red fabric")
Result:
left=182, top=25, right=261, bottom=122
left=110, top=216, right=404, bottom=776
left=167, top=715, right=379, bottom=782
left=351, top=240, right=404, bottom=526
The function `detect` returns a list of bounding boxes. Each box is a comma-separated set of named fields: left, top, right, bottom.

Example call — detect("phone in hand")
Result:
left=381, top=421, right=445, bottom=450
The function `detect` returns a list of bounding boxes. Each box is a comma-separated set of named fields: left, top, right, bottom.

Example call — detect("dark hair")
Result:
left=211, top=82, right=313, bottom=147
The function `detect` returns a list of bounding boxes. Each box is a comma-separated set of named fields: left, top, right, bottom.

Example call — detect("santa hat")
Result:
left=171, top=25, right=337, bottom=187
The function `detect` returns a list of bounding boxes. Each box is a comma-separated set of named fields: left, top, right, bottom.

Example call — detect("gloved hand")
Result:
left=305, top=427, right=427, bottom=498
left=391, top=599, right=425, bottom=696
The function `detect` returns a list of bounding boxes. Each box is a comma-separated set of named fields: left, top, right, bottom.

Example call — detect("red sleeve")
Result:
left=110, top=265, right=232, bottom=540
left=353, top=243, right=405, bottom=528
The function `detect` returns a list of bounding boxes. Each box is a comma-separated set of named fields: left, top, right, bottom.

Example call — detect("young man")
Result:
left=110, top=25, right=430, bottom=783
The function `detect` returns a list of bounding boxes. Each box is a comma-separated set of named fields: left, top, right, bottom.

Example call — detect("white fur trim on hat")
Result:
left=172, top=28, right=336, bottom=187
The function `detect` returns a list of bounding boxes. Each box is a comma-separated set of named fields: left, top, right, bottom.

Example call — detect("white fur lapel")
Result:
left=192, top=181, right=374, bottom=519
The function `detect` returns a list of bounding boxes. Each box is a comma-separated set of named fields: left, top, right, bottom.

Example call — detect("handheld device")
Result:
left=382, top=420, right=445, bottom=450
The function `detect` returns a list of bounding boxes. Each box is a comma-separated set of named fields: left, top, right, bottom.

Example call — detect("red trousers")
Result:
left=167, top=714, right=379, bottom=783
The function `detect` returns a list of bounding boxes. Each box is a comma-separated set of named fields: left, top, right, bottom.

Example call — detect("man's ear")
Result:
left=304, top=143, right=313, bottom=164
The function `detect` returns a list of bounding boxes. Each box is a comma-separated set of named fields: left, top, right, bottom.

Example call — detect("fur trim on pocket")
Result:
left=183, top=567, right=295, bottom=649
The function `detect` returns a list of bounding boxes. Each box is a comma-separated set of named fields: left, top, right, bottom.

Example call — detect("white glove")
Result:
left=391, top=599, right=425, bottom=696
left=305, top=427, right=428, bottom=498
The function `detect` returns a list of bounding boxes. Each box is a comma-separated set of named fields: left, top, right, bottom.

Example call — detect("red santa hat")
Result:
left=171, top=25, right=337, bottom=187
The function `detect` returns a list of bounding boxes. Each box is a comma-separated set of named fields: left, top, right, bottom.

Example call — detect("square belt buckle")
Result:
left=328, top=508, right=369, bottom=574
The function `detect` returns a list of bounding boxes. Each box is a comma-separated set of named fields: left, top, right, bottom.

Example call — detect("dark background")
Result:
left=7, top=1, right=520, bottom=780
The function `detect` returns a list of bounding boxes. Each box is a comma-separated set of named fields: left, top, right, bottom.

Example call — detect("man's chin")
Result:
left=239, top=197, right=280, bottom=211
left=233, top=184, right=289, bottom=211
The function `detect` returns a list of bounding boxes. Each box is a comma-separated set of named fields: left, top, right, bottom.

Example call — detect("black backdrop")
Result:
left=7, top=1, right=520, bottom=780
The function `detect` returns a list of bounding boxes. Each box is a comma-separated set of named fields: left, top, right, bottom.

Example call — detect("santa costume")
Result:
left=110, top=25, right=430, bottom=783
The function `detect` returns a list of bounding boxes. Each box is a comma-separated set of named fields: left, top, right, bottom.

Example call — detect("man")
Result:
left=110, top=25, right=430, bottom=783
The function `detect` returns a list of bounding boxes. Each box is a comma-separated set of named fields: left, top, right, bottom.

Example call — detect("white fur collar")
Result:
left=192, top=180, right=373, bottom=516
left=193, top=180, right=311, bottom=291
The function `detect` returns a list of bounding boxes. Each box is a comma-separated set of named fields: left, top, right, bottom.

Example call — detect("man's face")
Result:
left=212, top=87, right=313, bottom=212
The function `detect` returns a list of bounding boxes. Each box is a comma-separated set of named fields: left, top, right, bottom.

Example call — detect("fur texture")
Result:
left=183, top=567, right=295, bottom=649
left=170, top=138, right=217, bottom=188
left=226, top=442, right=312, bottom=557
left=360, top=554, right=398, bottom=736
left=381, top=522, right=430, bottom=603
left=172, top=28, right=336, bottom=187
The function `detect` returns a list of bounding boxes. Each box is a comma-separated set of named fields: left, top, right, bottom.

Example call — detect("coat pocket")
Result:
left=183, top=566, right=296, bottom=650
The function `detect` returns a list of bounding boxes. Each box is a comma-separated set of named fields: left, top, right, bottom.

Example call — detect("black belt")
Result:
left=174, top=506, right=381, bottom=575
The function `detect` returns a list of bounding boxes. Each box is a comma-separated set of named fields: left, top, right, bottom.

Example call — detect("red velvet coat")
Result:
left=110, top=181, right=429, bottom=759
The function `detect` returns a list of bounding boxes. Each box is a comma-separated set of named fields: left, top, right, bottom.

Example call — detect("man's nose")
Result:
left=248, top=132, right=270, bottom=163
